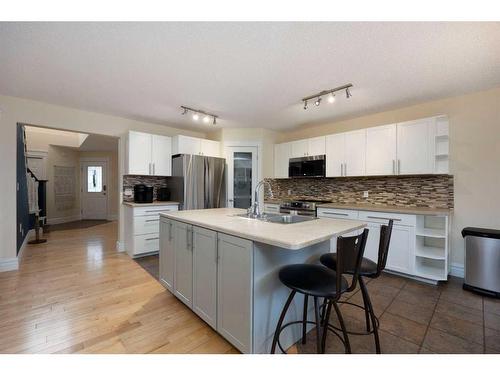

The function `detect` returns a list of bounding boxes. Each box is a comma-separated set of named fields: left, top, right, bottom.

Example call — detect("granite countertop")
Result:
left=316, top=202, right=452, bottom=215
left=122, top=201, right=179, bottom=207
left=160, top=208, right=365, bottom=250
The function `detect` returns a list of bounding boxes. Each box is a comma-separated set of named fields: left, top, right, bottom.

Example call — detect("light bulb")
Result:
left=203, top=115, right=210, bottom=123
left=328, top=93, right=336, bottom=103
left=192, top=113, right=199, bottom=121
left=314, top=97, right=321, bottom=106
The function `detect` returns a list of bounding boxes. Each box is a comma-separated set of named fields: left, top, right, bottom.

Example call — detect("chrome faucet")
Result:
left=250, top=180, right=274, bottom=218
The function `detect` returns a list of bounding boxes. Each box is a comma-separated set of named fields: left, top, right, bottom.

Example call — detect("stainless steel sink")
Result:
left=266, top=215, right=317, bottom=224
left=234, top=213, right=317, bottom=224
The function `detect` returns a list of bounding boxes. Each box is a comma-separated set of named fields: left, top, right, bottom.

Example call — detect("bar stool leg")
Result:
left=302, top=294, right=308, bottom=344
left=360, top=277, right=371, bottom=332
left=271, top=290, right=296, bottom=354
left=321, top=300, right=332, bottom=353
left=333, top=301, right=351, bottom=354
left=359, top=277, right=381, bottom=354
left=313, top=297, right=321, bottom=353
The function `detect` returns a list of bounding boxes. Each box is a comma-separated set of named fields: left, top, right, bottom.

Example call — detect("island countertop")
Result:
left=160, top=208, right=365, bottom=250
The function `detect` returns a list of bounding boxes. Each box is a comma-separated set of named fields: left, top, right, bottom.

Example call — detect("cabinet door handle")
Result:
left=344, top=163, right=347, bottom=176
left=153, top=163, right=155, bottom=175
left=145, top=219, right=159, bottom=222
left=340, top=164, right=343, bottom=176
left=398, top=159, right=401, bottom=175
left=145, top=209, right=171, bottom=213
left=168, top=222, right=173, bottom=241
left=323, top=212, right=349, bottom=217
left=145, top=237, right=159, bottom=241
left=366, top=216, right=401, bottom=222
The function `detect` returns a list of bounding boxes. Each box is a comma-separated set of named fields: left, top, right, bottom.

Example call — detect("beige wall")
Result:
left=208, top=127, right=279, bottom=178
left=0, top=94, right=206, bottom=262
left=279, top=87, right=500, bottom=269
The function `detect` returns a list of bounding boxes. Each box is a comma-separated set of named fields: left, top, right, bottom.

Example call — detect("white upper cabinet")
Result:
left=172, top=135, right=221, bottom=157
left=325, top=133, right=345, bottom=177
left=325, top=130, right=365, bottom=177
left=307, top=136, right=326, bottom=156
left=151, top=134, right=172, bottom=176
left=127, top=131, right=152, bottom=175
left=126, top=131, right=172, bottom=176
left=343, top=129, right=366, bottom=176
left=289, top=136, right=326, bottom=158
left=396, top=118, right=434, bottom=175
left=290, top=139, right=308, bottom=158
left=366, top=124, right=397, bottom=176
left=201, top=139, right=221, bottom=157
left=274, top=143, right=291, bottom=178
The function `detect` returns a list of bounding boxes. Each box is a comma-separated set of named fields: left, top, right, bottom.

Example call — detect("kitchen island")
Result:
left=159, top=208, right=365, bottom=353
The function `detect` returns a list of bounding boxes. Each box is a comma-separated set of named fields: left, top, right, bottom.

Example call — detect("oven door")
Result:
left=288, top=155, right=326, bottom=178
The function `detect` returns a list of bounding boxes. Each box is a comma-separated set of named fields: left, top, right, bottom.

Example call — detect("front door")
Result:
left=81, top=161, right=108, bottom=220
left=226, top=146, right=257, bottom=209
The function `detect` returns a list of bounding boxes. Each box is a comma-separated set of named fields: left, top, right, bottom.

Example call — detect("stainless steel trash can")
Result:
left=462, top=227, right=500, bottom=298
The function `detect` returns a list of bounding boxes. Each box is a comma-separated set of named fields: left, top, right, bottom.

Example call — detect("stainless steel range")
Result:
left=279, top=199, right=332, bottom=217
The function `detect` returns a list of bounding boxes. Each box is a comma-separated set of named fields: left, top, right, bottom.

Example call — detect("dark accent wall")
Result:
left=16, top=124, right=30, bottom=254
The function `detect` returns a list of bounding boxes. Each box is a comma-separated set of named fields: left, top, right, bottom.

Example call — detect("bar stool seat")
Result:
left=279, top=264, right=349, bottom=298
left=320, top=253, right=378, bottom=276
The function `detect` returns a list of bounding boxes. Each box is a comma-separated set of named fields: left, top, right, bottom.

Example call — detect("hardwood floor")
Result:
left=0, top=221, right=238, bottom=354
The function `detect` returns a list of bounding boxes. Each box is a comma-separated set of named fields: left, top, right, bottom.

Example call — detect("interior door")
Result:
left=397, top=119, right=434, bottom=174
left=81, top=161, right=108, bottom=220
left=226, top=146, right=257, bottom=209
left=366, top=124, right=397, bottom=175
left=325, top=133, right=345, bottom=177
left=344, top=129, right=366, bottom=176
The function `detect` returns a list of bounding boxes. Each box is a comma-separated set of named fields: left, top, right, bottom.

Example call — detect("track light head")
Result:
left=192, top=113, right=199, bottom=121
left=181, top=107, right=188, bottom=115
left=346, top=87, right=352, bottom=99
left=314, top=97, right=321, bottom=106
left=328, top=93, right=336, bottom=103
left=303, top=100, right=308, bottom=110
left=203, top=115, right=210, bottom=124
left=213, top=117, right=217, bottom=125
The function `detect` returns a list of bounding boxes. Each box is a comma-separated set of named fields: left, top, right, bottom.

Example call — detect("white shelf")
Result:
left=415, top=262, right=446, bottom=280
left=416, top=228, right=446, bottom=238
left=415, top=245, right=446, bottom=260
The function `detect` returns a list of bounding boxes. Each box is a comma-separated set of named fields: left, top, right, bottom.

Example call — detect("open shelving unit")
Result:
left=414, top=215, right=449, bottom=280
left=434, top=116, right=449, bottom=174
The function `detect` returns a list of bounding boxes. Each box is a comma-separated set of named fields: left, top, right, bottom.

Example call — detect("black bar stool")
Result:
left=320, top=220, right=393, bottom=354
left=270, top=229, right=369, bottom=354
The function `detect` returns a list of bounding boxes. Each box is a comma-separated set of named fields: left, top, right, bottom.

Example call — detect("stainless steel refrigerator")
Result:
left=170, top=154, right=226, bottom=210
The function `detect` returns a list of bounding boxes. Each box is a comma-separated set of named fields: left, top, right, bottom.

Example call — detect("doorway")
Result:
left=80, top=159, right=108, bottom=220
left=226, top=146, right=258, bottom=209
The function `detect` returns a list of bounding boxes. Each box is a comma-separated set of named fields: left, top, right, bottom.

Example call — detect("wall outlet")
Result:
left=363, top=191, right=369, bottom=198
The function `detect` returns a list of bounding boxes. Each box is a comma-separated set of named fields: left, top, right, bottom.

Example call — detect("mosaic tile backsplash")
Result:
left=265, top=175, right=454, bottom=209
left=122, top=175, right=170, bottom=202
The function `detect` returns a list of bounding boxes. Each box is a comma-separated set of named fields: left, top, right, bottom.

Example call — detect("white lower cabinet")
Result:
left=192, top=226, right=218, bottom=329
left=160, top=220, right=253, bottom=353
left=216, top=233, right=253, bottom=354
left=318, top=207, right=445, bottom=281
left=173, top=221, right=193, bottom=308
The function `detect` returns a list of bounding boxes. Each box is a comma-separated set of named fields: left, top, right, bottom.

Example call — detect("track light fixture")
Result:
left=301, top=83, right=353, bottom=110
left=180, top=106, right=218, bottom=125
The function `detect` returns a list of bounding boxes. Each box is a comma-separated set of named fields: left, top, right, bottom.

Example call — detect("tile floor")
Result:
left=137, top=254, right=500, bottom=354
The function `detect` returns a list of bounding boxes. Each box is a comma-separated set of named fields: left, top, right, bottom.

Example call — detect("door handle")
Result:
left=323, top=212, right=349, bottom=217
left=392, top=160, right=395, bottom=174
left=398, top=159, right=401, bottom=175
left=344, top=163, right=347, bottom=176
left=366, top=216, right=401, bottom=222
left=153, top=163, right=156, bottom=175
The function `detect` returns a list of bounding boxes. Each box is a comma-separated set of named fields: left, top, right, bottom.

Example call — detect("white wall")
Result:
left=278, top=86, right=500, bottom=270
left=0, top=95, right=205, bottom=263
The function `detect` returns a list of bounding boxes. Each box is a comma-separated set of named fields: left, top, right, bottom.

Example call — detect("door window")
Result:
left=87, top=166, right=103, bottom=193
left=233, top=152, right=253, bottom=208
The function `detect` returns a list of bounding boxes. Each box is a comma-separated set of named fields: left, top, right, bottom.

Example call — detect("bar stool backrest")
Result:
left=374, top=219, right=394, bottom=277
left=336, top=228, right=369, bottom=294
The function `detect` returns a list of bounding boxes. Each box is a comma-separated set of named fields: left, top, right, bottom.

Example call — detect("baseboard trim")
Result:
left=47, top=215, right=82, bottom=225
left=116, top=241, right=125, bottom=252
left=107, top=214, right=118, bottom=221
left=0, top=257, right=19, bottom=272
left=450, top=263, right=465, bottom=278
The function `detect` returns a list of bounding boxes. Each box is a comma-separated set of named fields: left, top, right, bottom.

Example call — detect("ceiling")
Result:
left=1, top=22, right=500, bottom=131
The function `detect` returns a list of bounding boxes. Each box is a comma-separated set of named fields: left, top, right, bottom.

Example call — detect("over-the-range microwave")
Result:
left=288, top=155, right=326, bottom=178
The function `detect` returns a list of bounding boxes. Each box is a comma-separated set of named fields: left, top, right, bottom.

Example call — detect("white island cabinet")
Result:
left=159, top=208, right=365, bottom=353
